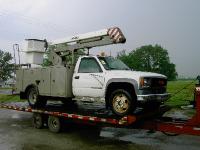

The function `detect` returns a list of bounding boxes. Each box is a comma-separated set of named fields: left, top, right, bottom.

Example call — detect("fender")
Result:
left=25, top=84, right=39, bottom=95
left=105, top=78, right=139, bottom=96
left=20, top=84, right=38, bottom=99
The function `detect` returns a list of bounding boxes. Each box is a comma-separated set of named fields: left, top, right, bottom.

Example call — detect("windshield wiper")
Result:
left=109, top=67, right=118, bottom=70
left=109, top=67, right=130, bottom=70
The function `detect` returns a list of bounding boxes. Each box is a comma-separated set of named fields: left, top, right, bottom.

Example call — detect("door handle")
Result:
left=74, top=76, right=79, bottom=79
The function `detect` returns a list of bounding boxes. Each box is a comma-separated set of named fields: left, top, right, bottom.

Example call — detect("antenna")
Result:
left=13, top=44, right=20, bottom=65
left=13, top=44, right=17, bottom=74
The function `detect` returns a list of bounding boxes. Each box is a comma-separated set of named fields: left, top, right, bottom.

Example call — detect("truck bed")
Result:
left=16, top=66, right=74, bottom=98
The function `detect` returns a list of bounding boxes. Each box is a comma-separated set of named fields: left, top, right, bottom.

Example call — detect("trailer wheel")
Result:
left=32, top=113, right=44, bottom=129
left=110, top=89, right=136, bottom=116
left=27, top=87, right=47, bottom=108
left=48, top=116, right=61, bottom=133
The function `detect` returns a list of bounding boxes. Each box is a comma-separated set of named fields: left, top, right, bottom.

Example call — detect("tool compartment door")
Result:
left=51, top=67, right=66, bottom=97
left=39, top=68, right=51, bottom=95
left=16, top=69, right=24, bottom=93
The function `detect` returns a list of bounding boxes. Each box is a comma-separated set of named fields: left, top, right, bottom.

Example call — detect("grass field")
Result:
left=166, top=80, right=196, bottom=107
left=0, top=94, right=20, bottom=103
left=0, top=80, right=197, bottom=107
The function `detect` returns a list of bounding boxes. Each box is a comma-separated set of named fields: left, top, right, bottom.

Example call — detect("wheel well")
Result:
left=24, top=84, right=37, bottom=99
left=105, top=82, right=136, bottom=107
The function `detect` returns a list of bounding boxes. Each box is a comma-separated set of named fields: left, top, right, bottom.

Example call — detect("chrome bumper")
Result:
left=137, top=93, right=170, bottom=102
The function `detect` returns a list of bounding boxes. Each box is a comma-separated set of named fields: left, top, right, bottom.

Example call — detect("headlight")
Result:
left=140, top=77, right=151, bottom=88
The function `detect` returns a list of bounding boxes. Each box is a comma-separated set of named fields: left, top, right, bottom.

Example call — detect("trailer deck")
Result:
left=0, top=101, right=169, bottom=126
left=1, top=86, right=200, bottom=136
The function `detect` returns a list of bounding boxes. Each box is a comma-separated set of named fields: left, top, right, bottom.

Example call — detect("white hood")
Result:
left=105, top=70, right=167, bottom=82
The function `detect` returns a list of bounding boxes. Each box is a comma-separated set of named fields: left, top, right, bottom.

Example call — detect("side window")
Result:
left=78, top=58, right=102, bottom=73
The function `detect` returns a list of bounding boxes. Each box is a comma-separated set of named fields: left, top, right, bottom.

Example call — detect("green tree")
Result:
left=117, top=45, right=177, bottom=80
left=42, top=44, right=54, bottom=67
left=0, top=50, right=14, bottom=81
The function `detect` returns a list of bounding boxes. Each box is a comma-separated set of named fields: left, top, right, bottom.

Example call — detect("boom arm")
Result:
left=48, top=27, right=126, bottom=66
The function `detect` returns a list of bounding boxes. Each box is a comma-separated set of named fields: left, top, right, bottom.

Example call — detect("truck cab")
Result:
left=72, top=56, right=169, bottom=116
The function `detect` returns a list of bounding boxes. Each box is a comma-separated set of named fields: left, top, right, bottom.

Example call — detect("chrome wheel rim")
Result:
left=112, top=93, right=129, bottom=114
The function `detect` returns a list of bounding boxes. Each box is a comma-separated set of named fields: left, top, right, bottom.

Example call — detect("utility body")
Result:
left=16, top=27, right=169, bottom=116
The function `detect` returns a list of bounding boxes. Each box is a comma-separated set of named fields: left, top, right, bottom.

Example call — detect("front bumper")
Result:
left=137, top=93, right=170, bottom=102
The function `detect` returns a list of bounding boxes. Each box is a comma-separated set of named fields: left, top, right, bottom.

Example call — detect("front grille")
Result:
left=140, top=78, right=167, bottom=95
left=151, top=78, right=167, bottom=87
left=141, top=87, right=167, bottom=94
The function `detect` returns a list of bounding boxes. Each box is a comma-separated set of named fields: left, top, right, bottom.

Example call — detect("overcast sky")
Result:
left=0, top=0, right=199, bottom=78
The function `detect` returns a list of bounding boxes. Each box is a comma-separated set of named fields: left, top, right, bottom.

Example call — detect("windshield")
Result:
left=98, top=57, right=130, bottom=70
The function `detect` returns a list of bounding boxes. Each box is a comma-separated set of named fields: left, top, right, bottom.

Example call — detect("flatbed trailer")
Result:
left=1, top=86, right=200, bottom=136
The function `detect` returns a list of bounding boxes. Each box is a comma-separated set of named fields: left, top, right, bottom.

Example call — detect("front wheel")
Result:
left=109, top=89, right=136, bottom=116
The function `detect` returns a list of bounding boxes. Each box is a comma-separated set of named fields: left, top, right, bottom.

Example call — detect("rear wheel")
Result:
left=109, top=89, right=136, bottom=116
left=27, top=87, right=47, bottom=108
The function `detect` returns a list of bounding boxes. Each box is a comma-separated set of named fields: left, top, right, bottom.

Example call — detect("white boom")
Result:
left=50, top=27, right=126, bottom=47
left=20, top=27, right=126, bottom=65
left=48, top=27, right=126, bottom=66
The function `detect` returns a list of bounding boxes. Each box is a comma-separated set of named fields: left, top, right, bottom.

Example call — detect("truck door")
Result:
left=72, top=57, right=105, bottom=97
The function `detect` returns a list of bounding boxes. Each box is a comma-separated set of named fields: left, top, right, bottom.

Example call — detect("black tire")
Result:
left=27, top=87, right=47, bottom=108
left=48, top=116, right=61, bottom=133
left=109, top=89, right=136, bottom=116
left=32, top=113, right=44, bottom=129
